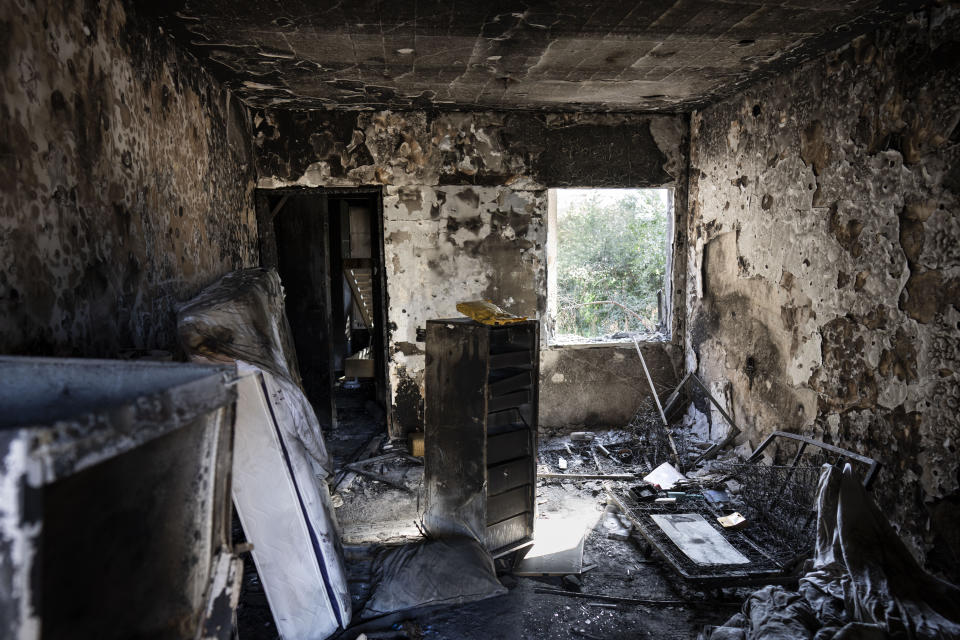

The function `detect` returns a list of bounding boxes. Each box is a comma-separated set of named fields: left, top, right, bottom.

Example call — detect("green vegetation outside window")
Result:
left=552, top=188, right=671, bottom=341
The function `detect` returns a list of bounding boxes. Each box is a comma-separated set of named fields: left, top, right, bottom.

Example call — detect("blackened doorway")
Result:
left=256, top=187, right=389, bottom=431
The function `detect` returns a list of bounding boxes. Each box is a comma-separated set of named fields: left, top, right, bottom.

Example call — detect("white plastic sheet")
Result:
left=178, top=268, right=349, bottom=638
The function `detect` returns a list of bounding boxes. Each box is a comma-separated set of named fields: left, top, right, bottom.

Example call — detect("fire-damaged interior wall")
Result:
left=539, top=343, right=682, bottom=429
left=686, top=5, right=960, bottom=576
left=254, top=111, right=688, bottom=435
left=0, top=0, right=259, bottom=357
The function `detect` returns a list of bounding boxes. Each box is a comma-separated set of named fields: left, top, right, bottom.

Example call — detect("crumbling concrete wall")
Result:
left=687, top=6, right=960, bottom=575
left=0, top=0, right=258, bottom=356
left=254, top=111, right=686, bottom=192
left=254, top=110, right=688, bottom=435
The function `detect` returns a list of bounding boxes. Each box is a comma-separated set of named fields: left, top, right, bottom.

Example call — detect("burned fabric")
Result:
left=177, top=266, right=331, bottom=474
left=177, top=267, right=302, bottom=385
left=835, top=465, right=960, bottom=638
left=714, top=464, right=960, bottom=640
left=361, top=536, right=507, bottom=618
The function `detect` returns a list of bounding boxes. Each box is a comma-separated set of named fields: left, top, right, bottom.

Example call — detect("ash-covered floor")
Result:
left=334, top=477, right=742, bottom=640
left=230, top=389, right=748, bottom=640
left=331, top=444, right=742, bottom=640
left=231, top=382, right=941, bottom=640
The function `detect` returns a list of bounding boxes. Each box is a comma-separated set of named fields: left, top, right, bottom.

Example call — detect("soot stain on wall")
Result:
left=0, top=0, right=258, bottom=356
left=253, top=110, right=686, bottom=191
left=686, top=5, right=960, bottom=577
left=539, top=343, right=681, bottom=430
left=382, top=186, right=545, bottom=436
left=253, top=110, right=688, bottom=436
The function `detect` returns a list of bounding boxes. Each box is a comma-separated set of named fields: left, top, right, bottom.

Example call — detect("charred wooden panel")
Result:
left=487, top=430, right=531, bottom=466
left=273, top=196, right=336, bottom=427
left=486, top=486, right=531, bottom=526
left=487, top=458, right=533, bottom=496
left=423, top=320, right=489, bottom=540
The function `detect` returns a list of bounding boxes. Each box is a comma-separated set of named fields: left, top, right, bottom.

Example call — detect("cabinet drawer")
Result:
left=488, top=458, right=533, bottom=496
left=487, top=429, right=531, bottom=466
left=486, top=485, right=531, bottom=525
left=488, top=350, right=533, bottom=370
left=487, top=409, right=525, bottom=434
left=488, top=389, right=530, bottom=413
left=488, top=370, right=533, bottom=397
left=485, top=513, right=532, bottom=551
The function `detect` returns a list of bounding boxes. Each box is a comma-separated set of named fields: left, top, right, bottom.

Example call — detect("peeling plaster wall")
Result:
left=383, top=186, right=545, bottom=433
left=687, top=6, right=960, bottom=576
left=0, top=0, right=258, bottom=356
left=254, top=110, right=686, bottom=191
left=254, top=110, right=688, bottom=435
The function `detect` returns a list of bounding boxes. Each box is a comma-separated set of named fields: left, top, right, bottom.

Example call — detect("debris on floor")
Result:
left=642, top=462, right=688, bottom=490
left=601, top=505, right=634, bottom=541
left=345, top=452, right=423, bottom=493
left=514, top=518, right=587, bottom=576
left=223, top=338, right=949, bottom=640
left=179, top=268, right=352, bottom=638
left=700, top=464, right=960, bottom=640
left=649, top=513, right=750, bottom=566
left=335, top=457, right=424, bottom=545
left=323, top=426, right=743, bottom=639
left=716, top=512, right=747, bottom=530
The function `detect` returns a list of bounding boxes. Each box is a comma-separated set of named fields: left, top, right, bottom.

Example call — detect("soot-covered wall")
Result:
left=254, top=110, right=688, bottom=435
left=687, top=6, right=960, bottom=575
left=0, top=0, right=258, bottom=356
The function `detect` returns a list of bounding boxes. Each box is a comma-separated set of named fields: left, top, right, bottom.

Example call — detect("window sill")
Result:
left=545, top=336, right=668, bottom=350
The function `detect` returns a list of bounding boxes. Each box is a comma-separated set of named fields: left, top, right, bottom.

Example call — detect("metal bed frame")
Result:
left=609, top=432, right=880, bottom=587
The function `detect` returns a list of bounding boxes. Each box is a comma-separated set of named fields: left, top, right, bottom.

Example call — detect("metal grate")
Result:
left=611, top=446, right=877, bottom=586
left=628, top=398, right=694, bottom=472
left=712, top=463, right=823, bottom=557
left=609, top=488, right=794, bottom=587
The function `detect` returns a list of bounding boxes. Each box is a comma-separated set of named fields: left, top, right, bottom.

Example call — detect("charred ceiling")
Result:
left=151, top=0, right=925, bottom=112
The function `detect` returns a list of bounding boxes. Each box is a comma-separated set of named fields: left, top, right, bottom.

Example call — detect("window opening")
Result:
left=547, top=188, right=673, bottom=343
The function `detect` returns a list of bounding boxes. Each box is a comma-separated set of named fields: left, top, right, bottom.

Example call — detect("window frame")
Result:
left=545, top=187, right=676, bottom=347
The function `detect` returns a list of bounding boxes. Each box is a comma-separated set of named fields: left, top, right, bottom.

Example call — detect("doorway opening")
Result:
left=256, top=187, right=390, bottom=433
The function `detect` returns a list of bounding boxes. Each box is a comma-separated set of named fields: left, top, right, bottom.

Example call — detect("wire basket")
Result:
left=610, top=488, right=795, bottom=585
left=712, top=463, right=823, bottom=560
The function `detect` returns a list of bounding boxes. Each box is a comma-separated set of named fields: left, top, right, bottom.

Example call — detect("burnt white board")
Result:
left=650, top=513, right=750, bottom=565
left=233, top=365, right=352, bottom=638
left=514, top=518, right=585, bottom=576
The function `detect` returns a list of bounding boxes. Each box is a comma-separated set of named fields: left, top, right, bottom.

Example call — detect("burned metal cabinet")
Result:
left=423, top=319, right=538, bottom=554
left=0, top=357, right=241, bottom=640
